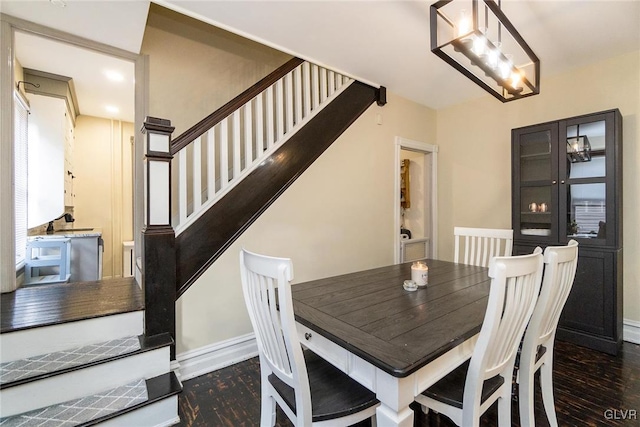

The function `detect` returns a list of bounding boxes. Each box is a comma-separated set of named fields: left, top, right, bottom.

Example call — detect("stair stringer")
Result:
left=175, top=81, right=379, bottom=296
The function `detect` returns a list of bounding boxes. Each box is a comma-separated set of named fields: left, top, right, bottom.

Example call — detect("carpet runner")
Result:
left=0, top=336, right=141, bottom=385
left=0, top=378, right=148, bottom=426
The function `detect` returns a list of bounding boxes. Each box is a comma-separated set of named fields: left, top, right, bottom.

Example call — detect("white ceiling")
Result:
left=14, top=31, right=136, bottom=122
left=2, top=0, right=640, bottom=116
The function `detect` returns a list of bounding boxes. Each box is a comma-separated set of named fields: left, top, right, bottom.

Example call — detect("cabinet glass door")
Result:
left=513, top=123, right=558, bottom=241
left=560, top=115, right=612, bottom=245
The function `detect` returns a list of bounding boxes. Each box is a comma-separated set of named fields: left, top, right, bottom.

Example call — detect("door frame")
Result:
left=0, top=14, right=146, bottom=292
left=394, top=137, right=439, bottom=263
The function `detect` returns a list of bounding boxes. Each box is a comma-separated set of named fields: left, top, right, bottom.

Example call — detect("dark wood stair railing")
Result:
left=170, top=57, right=304, bottom=155
left=175, top=81, right=382, bottom=297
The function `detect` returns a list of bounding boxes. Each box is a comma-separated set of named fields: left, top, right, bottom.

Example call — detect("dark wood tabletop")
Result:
left=292, top=259, right=491, bottom=378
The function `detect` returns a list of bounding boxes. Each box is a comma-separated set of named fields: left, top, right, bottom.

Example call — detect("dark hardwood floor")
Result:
left=178, top=340, right=640, bottom=426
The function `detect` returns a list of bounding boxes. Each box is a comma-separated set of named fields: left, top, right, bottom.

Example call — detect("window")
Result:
left=14, top=91, right=29, bottom=266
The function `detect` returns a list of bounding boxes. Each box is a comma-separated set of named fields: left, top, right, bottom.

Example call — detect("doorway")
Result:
left=1, top=15, right=144, bottom=292
left=394, top=137, right=438, bottom=263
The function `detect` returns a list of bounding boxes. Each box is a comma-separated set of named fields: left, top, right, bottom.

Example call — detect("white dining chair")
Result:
left=239, top=248, right=379, bottom=426
left=415, top=248, right=543, bottom=427
left=517, top=240, right=579, bottom=427
left=454, top=227, right=514, bottom=267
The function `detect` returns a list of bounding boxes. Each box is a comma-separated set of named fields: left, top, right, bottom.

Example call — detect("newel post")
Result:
left=141, top=117, right=176, bottom=357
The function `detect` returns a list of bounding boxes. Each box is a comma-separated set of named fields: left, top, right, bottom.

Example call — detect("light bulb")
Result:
left=511, top=71, right=522, bottom=89
left=487, top=48, right=499, bottom=69
left=457, top=9, right=471, bottom=37
left=473, top=35, right=486, bottom=56
left=500, top=54, right=513, bottom=79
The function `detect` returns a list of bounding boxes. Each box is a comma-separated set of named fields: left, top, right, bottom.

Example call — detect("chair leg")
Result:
left=497, top=390, right=512, bottom=427
left=260, top=392, right=276, bottom=427
left=540, top=361, right=558, bottom=427
left=518, top=367, right=536, bottom=427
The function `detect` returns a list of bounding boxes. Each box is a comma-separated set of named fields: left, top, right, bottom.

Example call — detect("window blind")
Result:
left=14, top=91, right=29, bottom=265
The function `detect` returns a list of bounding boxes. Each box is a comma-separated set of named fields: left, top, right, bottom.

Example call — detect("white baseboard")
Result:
left=623, top=318, right=640, bottom=344
left=176, top=333, right=258, bottom=381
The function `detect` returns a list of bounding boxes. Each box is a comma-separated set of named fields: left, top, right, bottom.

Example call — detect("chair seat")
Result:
left=269, top=350, right=379, bottom=422
left=515, top=344, right=547, bottom=369
left=421, top=360, right=505, bottom=409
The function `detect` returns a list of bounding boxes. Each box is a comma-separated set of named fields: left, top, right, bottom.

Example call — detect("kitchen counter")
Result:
left=30, top=229, right=102, bottom=239
left=28, top=229, right=103, bottom=281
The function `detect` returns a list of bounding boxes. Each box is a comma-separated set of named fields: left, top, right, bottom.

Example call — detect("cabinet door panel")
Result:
left=559, top=249, right=614, bottom=337
left=512, top=123, right=559, bottom=242
left=559, top=111, right=619, bottom=247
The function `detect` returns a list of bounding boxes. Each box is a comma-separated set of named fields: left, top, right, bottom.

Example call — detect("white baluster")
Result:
left=266, top=85, right=275, bottom=148
left=192, top=136, right=202, bottom=213
left=255, top=93, right=264, bottom=154
left=285, top=72, right=294, bottom=133
left=312, top=64, right=320, bottom=110
left=320, top=68, right=328, bottom=103
left=302, top=62, right=311, bottom=118
left=276, top=79, right=284, bottom=141
left=328, top=70, right=335, bottom=96
left=294, top=65, right=302, bottom=126
left=178, top=149, right=188, bottom=226
left=233, top=109, right=241, bottom=179
left=220, top=118, right=229, bottom=189
left=335, top=73, right=343, bottom=91
left=207, top=128, right=215, bottom=198
left=244, top=103, right=253, bottom=167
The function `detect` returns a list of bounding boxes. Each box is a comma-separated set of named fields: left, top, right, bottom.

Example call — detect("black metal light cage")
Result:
left=430, top=0, right=540, bottom=102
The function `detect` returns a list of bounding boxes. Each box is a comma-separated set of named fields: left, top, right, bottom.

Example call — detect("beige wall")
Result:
left=436, top=50, right=640, bottom=323
left=74, top=116, right=134, bottom=279
left=141, top=4, right=292, bottom=137
left=176, top=92, right=436, bottom=353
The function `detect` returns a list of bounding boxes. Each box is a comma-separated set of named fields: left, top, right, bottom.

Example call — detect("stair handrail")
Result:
left=169, top=57, right=357, bottom=235
left=170, top=57, right=304, bottom=155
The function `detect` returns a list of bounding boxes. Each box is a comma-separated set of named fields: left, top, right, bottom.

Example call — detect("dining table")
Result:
left=292, top=259, right=491, bottom=426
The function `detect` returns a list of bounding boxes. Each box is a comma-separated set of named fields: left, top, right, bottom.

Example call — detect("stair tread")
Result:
left=0, top=377, right=149, bottom=426
left=0, top=333, right=173, bottom=390
left=0, top=277, right=143, bottom=334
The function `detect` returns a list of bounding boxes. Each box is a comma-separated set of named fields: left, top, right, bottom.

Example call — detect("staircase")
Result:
left=0, top=279, right=181, bottom=426
left=166, top=58, right=382, bottom=295
left=0, top=54, right=381, bottom=426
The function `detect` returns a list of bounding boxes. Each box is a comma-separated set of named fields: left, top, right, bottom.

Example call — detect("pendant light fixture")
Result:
left=430, top=0, right=540, bottom=102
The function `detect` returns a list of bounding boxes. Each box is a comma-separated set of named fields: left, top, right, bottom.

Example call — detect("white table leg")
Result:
left=374, top=372, right=415, bottom=427
left=376, top=403, right=414, bottom=427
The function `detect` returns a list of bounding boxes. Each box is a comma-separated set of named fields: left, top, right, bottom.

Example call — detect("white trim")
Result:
left=176, top=333, right=258, bottom=381
left=623, top=318, right=640, bottom=344
left=394, top=137, right=439, bottom=263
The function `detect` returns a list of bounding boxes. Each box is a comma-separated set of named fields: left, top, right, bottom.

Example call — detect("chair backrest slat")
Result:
left=466, top=248, right=543, bottom=386
left=454, top=227, right=514, bottom=267
left=526, top=240, right=579, bottom=347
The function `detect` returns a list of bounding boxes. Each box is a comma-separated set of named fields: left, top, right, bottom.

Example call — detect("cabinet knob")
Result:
left=304, top=332, right=312, bottom=341
left=561, top=180, right=565, bottom=184
left=552, top=180, right=557, bottom=185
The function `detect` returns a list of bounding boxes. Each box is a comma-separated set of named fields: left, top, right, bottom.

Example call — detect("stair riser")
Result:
left=1, top=311, right=143, bottom=363
left=97, top=396, right=179, bottom=427
left=0, top=346, right=169, bottom=417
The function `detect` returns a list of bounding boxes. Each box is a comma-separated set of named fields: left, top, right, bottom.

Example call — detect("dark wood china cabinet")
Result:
left=511, top=109, right=623, bottom=355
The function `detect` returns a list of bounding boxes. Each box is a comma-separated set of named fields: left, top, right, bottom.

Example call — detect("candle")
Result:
left=411, top=261, right=429, bottom=287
